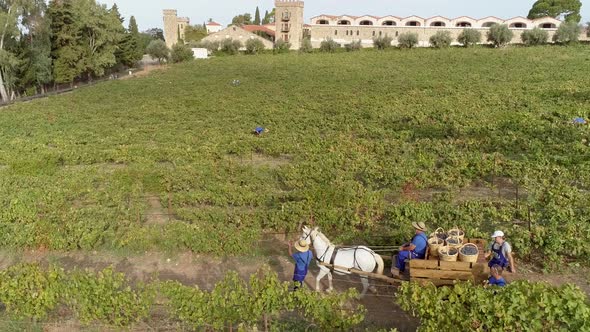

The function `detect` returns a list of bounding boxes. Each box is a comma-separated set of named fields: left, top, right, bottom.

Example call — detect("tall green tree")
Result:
left=48, top=0, right=84, bottom=84
left=262, top=9, right=275, bottom=24
left=254, top=6, right=261, bottom=25
left=109, top=3, right=124, bottom=24
left=127, top=16, right=143, bottom=63
left=118, top=15, right=143, bottom=67
left=20, top=0, right=52, bottom=94
left=0, top=0, right=43, bottom=101
left=231, top=13, right=252, bottom=26
left=74, top=0, right=124, bottom=79
left=528, top=0, right=582, bottom=23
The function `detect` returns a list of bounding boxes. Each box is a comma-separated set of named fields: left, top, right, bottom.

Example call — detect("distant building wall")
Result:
left=206, top=22, right=223, bottom=34
left=308, top=25, right=563, bottom=48
left=201, top=25, right=274, bottom=50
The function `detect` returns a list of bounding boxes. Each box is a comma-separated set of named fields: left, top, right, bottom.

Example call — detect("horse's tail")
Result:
left=373, top=252, right=385, bottom=275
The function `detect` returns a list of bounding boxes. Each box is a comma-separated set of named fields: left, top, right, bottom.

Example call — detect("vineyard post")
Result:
left=168, top=192, right=172, bottom=222
left=515, top=183, right=519, bottom=211
left=527, top=206, right=532, bottom=262
left=264, top=313, right=269, bottom=332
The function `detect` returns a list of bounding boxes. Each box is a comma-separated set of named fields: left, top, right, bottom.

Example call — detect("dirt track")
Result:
left=1, top=234, right=588, bottom=331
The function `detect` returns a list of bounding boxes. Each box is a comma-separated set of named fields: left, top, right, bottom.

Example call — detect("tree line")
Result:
left=0, top=0, right=159, bottom=103
left=231, top=6, right=275, bottom=26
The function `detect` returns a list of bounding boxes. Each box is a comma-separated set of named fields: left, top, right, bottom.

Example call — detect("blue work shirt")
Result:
left=411, top=232, right=428, bottom=258
left=292, top=250, right=312, bottom=271
left=488, top=276, right=506, bottom=287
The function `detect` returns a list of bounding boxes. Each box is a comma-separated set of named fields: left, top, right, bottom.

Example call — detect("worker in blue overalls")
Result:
left=391, top=222, right=428, bottom=277
left=484, top=230, right=516, bottom=273
left=288, top=239, right=313, bottom=290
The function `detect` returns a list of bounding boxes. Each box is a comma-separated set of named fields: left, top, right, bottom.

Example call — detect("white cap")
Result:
left=491, top=230, right=505, bottom=238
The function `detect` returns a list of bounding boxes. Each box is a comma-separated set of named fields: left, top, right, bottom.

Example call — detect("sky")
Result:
left=101, top=0, right=590, bottom=31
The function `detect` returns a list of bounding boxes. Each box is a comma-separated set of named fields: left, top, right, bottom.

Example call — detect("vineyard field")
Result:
left=0, top=46, right=589, bottom=266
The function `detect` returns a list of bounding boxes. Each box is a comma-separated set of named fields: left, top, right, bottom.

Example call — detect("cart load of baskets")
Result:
left=428, top=227, right=479, bottom=263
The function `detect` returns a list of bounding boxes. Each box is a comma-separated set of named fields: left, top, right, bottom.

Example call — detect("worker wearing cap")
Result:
left=484, top=230, right=516, bottom=273
left=391, top=222, right=428, bottom=277
left=288, top=239, right=313, bottom=290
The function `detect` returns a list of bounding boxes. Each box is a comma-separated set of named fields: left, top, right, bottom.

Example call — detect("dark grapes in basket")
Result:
left=461, top=246, right=479, bottom=255
left=447, top=238, right=460, bottom=245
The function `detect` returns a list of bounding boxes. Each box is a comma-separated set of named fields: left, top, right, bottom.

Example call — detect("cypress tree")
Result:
left=254, top=7, right=261, bottom=25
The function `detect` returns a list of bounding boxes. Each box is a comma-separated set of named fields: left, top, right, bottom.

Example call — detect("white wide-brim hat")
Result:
left=491, top=230, right=505, bottom=238
left=294, top=239, right=309, bottom=252
left=412, top=222, right=427, bottom=231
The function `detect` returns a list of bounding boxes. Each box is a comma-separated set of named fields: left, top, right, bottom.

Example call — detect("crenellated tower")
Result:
left=274, top=0, right=304, bottom=49
left=163, top=9, right=190, bottom=48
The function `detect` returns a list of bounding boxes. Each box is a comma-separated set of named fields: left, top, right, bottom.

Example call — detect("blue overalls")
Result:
left=292, top=251, right=312, bottom=288
left=396, top=232, right=428, bottom=272
left=488, top=242, right=509, bottom=269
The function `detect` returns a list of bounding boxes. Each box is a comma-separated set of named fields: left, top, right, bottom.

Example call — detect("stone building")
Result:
left=307, top=14, right=565, bottom=48
left=163, top=9, right=190, bottom=48
left=206, top=21, right=223, bottom=34
left=200, top=25, right=275, bottom=50
left=274, top=0, right=305, bottom=49
left=164, top=2, right=588, bottom=50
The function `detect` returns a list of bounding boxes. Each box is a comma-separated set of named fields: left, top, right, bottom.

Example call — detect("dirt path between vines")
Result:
left=0, top=236, right=588, bottom=331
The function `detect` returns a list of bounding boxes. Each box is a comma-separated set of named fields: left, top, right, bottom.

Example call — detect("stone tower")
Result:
left=274, top=0, right=304, bottom=50
left=163, top=9, right=190, bottom=48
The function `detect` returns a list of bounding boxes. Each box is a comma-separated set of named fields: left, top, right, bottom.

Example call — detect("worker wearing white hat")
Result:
left=484, top=230, right=516, bottom=273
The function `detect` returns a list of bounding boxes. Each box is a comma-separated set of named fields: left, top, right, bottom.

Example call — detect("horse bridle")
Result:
left=303, top=229, right=331, bottom=263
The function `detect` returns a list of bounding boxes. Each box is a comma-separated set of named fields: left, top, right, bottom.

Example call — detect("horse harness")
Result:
left=305, top=231, right=374, bottom=272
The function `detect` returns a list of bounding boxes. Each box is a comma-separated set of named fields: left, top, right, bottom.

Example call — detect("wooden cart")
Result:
left=408, top=238, right=490, bottom=286
left=318, top=238, right=490, bottom=286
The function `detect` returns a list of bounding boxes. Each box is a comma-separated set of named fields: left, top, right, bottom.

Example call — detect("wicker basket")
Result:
left=446, top=236, right=463, bottom=249
left=448, top=227, right=465, bottom=242
left=458, top=243, right=479, bottom=263
left=438, top=246, right=458, bottom=262
left=429, top=227, right=447, bottom=242
left=428, top=237, right=444, bottom=258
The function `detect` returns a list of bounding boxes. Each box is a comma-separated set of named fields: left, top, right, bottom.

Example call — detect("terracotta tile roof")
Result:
left=206, top=21, right=222, bottom=26
left=242, top=25, right=276, bottom=36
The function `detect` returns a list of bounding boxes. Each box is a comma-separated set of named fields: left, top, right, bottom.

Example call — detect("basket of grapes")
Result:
left=429, top=227, right=447, bottom=242
left=448, top=227, right=465, bottom=242
left=446, top=236, right=463, bottom=249
left=438, top=246, right=458, bottom=262
left=428, top=236, right=444, bottom=257
left=459, top=243, right=479, bottom=263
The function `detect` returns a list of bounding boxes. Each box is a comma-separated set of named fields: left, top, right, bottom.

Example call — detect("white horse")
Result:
left=300, top=226, right=384, bottom=297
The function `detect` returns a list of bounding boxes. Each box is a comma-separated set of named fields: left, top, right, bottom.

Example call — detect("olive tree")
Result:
left=521, top=27, right=549, bottom=46
left=487, top=24, right=514, bottom=47
left=553, top=21, right=581, bottom=44
left=373, top=35, right=393, bottom=50
left=146, top=40, right=169, bottom=64
left=429, top=31, right=453, bottom=48
left=398, top=32, right=419, bottom=49
left=457, top=29, right=482, bottom=47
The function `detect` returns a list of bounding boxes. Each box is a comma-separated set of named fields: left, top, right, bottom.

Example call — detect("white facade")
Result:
left=206, top=22, right=223, bottom=34
left=309, top=14, right=562, bottom=30
left=192, top=48, right=208, bottom=59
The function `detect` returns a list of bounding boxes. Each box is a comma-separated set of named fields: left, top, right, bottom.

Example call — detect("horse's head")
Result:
left=300, top=225, right=318, bottom=246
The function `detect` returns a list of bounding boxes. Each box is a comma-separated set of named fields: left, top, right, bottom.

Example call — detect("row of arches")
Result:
left=316, top=19, right=557, bottom=29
